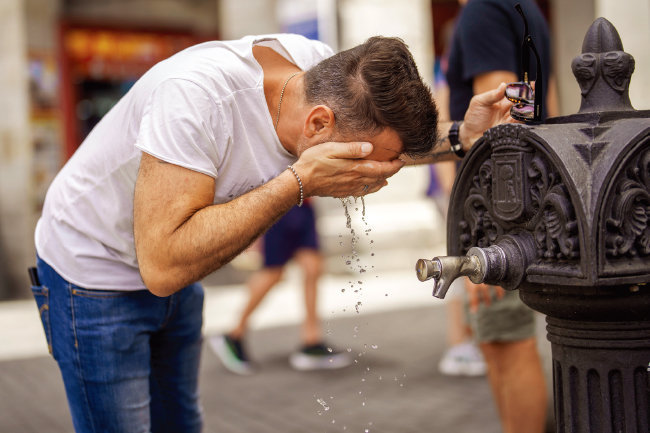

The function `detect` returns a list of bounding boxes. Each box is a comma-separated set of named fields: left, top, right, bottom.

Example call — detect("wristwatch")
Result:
left=449, top=121, right=465, bottom=158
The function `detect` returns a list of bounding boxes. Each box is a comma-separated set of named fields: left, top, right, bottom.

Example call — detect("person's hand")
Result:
left=465, top=280, right=505, bottom=313
left=460, top=82, right=515, bottom=149
left=292, top=142, right=404, bottom=198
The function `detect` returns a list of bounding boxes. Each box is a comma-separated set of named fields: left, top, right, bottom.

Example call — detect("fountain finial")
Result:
left=571, top=17, right=635, bottom=113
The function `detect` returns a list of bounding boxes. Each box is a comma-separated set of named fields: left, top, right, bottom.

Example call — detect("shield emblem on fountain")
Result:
left=492, top=153, right=524, bottom=221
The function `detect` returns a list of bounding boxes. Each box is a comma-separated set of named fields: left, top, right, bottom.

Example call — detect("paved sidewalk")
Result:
left=0, top=304, right=502, bottom=433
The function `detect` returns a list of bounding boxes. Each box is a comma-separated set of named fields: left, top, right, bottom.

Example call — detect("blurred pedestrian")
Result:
left=445, top=0, right=558, bottom=432
left=429, top=20, right=486, bottom=377
left=428, top=163, right=487, bottom=377
left=211, top=200, right=351, bottom=374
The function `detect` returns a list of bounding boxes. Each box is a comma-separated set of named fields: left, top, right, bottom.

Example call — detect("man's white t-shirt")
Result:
left=35, top=34, right=333, bottom=291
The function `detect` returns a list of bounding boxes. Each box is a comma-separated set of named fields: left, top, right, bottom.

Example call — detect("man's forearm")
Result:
left=135, top=168, right=300, bottom=297
left=403, top=121, right=469, bottom=165
left=405, top=83, right=513, bottom=165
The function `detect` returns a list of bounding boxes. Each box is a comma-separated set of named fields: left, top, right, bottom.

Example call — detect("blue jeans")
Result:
left=32, top=256, right=204, bottom=433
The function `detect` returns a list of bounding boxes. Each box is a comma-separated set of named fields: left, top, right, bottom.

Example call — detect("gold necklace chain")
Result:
left=274, top=72, right=300, bottom=130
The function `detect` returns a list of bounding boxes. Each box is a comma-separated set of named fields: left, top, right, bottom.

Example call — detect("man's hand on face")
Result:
left=292, top=141, right=404, bottom=198
left=461, top=82, right=516, bottom=147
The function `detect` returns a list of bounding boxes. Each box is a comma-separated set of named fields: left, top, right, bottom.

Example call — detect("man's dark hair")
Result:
left=304, top=36, right=438, bottom=158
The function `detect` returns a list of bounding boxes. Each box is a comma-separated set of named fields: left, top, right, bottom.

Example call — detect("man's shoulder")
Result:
left=253, top=33, right=334, bottom=66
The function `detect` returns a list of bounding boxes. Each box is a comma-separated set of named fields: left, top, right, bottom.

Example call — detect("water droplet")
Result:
left=316, top=397, right=330, bottom=411
left=346, top=347, right=352, bottom=352
left=371, top=344, right=378, bottom=349
left=341, top=288, right=345, bottom=293
left=327, top=347, right=333, bottom=353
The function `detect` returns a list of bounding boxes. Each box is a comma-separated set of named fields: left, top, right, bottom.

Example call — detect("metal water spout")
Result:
left=415, top=251, right=483, bottom=298
left=416, top=234, right=536, bottom=298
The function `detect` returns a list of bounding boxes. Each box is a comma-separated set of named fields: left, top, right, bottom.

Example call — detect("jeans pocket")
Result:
left=31, top=285, right=52, bottom=355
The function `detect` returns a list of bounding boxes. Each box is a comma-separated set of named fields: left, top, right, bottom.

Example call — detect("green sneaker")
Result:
left=210, top=334, right=254, bottom=375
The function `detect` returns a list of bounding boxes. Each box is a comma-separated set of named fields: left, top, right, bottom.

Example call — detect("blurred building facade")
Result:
left=0, top=0, right=648, bottom=299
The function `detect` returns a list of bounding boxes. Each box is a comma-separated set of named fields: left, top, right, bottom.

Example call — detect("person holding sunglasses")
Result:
left=445, top=1, right=558, bottom=433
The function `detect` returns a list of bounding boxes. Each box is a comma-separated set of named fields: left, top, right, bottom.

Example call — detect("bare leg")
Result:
left=293, top=248, right=323, bottom=345
left=446, top=296, right=472, bottom=346
left=229, top=266, right=284, bottom=339
left=480, top=338, right=547, bottom=433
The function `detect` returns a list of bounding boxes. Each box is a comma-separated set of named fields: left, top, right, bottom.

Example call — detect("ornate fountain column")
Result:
left=418, top=18, right=650, bottom=433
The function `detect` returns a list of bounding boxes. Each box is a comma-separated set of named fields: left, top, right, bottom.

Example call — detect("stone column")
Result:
left=595, top=0, right=650, bottom=110
left=218, top=0, right=280, bottom=39
left=0, top=0, right=32, bottom=298
left=550, top=0, right=596, bottom=116
left=338, top=0, right=433, bottom=87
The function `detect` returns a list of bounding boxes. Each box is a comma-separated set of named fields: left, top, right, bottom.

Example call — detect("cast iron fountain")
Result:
left=416, top=18, right=650, bottom=433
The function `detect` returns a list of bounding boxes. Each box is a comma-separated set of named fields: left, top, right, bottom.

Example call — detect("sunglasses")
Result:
left=504, top=3, right=543, bottom=123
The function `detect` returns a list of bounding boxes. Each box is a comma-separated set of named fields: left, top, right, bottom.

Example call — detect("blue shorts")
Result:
left=263, top=203, right=319, bottom=267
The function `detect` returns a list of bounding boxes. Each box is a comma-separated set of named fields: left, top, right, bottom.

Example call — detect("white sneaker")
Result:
left=438, top=342, right=487, bottom=377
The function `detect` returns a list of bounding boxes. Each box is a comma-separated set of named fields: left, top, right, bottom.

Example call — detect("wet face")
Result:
left=293, top=111, right=404, bottom=162
left=360, top=128, right=404, bottom=162
left=330, top=127, right=404, bottom=162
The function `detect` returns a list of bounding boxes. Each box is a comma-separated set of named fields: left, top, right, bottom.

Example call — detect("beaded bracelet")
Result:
left=287, top=165, right=304, bottom=207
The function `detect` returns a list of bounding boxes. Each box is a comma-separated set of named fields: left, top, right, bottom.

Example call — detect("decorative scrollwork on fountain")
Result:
left=605, top=148, right=650, bottom=258
left=534, top=184, right=580, bottom=260
left=459, top=160, right=501, bottom=252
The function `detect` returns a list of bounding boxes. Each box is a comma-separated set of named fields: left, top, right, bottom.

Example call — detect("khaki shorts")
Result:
left=467, top=287, right=536, bottom=343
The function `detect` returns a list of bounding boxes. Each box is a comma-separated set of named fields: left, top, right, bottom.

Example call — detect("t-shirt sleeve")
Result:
left=457, top=2, right=519, bottom=82
left=135, top=78, right=223, bottom=178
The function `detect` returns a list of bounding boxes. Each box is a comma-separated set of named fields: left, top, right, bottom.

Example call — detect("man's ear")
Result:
left=303, top=105, right=335, bottom=138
